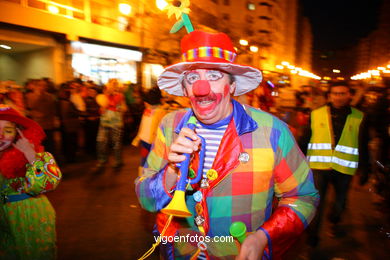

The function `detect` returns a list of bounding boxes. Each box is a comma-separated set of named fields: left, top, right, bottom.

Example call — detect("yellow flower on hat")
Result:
left=165, top=0, right=190, bottom=20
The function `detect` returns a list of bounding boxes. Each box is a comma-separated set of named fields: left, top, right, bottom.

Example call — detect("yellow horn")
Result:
left=161, top=190, right=192, bottom=217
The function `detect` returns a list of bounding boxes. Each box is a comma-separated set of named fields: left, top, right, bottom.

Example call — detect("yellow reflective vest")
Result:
left=307, top=106, right=363, bottom=175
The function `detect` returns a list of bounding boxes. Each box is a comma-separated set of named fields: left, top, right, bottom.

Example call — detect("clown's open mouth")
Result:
left=196, top=97, right=215, bottom=106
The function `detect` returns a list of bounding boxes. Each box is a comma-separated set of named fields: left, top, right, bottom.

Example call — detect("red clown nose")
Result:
left=192, top=80, right=211, bottom=96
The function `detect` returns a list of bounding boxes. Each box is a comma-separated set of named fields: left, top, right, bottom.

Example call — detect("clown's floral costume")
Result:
left=0, top=105, right=62, bottom=260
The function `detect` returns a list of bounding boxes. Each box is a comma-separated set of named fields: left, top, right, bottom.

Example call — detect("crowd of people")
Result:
left=0, top=78, right=152, bottom=167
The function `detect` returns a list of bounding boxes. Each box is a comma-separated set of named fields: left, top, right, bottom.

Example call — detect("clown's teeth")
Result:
left=198, top=100, right=213, bottom=105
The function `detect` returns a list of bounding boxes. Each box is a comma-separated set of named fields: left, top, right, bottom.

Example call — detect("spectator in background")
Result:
left=25, top=79, right=57, bottom=154
left=132, top=87, right=171, bottom=175
left=300, top=81, right=370, bottom=247
left=250, top=80, right=274, bottom=112
left=83, top=84, right=100, bottom=157
left=125, top=83, right=145, bottom=142
left=42, top=77, right=57, bottom=95
left=24, top=79, right=36, bottom=94
left=95, top=79, right=127, bottom=170
left=0, top=81, right=25, bottom=114
left=69, top=80, right=86, bottom=113
left=58, top=85, right=80, bottom=163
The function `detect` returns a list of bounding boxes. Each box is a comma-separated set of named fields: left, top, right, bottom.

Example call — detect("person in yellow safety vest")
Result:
left=298, top=81, right=370, bottom=247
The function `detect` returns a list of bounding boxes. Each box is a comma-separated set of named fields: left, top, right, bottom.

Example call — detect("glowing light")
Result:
left=249, top=46, right=258, bottom=53
left=37, top=0, right=81, bottom=12
left=377, top=67, right=385, bottom=70
left=156, top=0, right=168, bottom=10
left=0, top=44, right=11, bottom=50
left=239, top=39, right=248, bottom=46
left=47, top=5, right=59, bottom=14
left=276, top=61, right=320, bottom=80
left=370, top=70, right=380, bottom=76
left=267, top=80, right=275, bottom=88
left=119, top=3, right=132, bottom=16
left=333, top=69, right=340, bottom=73
left=323, top=76, right=331, bottom=80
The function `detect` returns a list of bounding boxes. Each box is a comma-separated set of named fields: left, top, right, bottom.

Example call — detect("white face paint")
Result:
left=183, top=69, right=236, bottom=125
left=0, top=120, right=16, bottom=152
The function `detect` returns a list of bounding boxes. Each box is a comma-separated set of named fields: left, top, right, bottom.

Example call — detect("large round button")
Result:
left=193, top=191, right=203, bottom=202
left=238, top=152, right=250, bottom=163
left=206, top=169, right=218, bottom=181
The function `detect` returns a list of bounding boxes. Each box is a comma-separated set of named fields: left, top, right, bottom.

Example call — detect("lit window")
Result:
left=247, top=2, right=255, bottom=10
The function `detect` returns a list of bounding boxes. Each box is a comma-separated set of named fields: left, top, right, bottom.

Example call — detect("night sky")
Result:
left=301, top=0, right=383, bottom=51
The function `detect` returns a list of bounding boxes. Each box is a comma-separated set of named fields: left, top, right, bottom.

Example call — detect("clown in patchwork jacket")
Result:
left=0, top=104, right=62, bottom=259
left=135, top=30, right=319, bottom=260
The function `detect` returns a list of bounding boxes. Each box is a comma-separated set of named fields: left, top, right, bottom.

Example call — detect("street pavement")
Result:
left=47, top=145, right=390, bottom=260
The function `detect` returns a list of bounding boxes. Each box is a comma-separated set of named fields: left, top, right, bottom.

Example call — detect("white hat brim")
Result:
left=157, top=61, right=262, bottom=96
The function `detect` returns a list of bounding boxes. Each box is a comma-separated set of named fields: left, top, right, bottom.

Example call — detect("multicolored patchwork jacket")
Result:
left=135, top=100, right=319, bottom=259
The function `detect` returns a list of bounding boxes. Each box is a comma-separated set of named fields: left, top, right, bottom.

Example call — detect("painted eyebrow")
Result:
left=3, top=126, right=16, bottom=130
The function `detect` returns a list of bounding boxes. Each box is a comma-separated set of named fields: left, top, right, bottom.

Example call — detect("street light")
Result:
left=370, top=70, right=380, bottom=76
left=156, top=0, right=168, bottom=10
left=239, top=39, right=249, bottom=46
left=47, top=5, right=59, bottom=14
left=0, top=44, right=11, bottom=50
left=249, top=45, right=258, bottom=53
left=119, top=3, right=132, bottom=16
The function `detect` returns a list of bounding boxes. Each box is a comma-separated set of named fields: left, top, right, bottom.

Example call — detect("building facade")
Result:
left=0, top=0, right=313, bottom=89
left=355, top=0, right=390, bottom=74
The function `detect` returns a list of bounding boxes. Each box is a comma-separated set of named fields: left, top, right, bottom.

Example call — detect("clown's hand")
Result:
left=168, top=127, right=200, bottom=164
left=165, top=127, right=201, bottom=190
left=12, top=128, right=36, bottom=164
left=236, top=229, right=267, bottom=260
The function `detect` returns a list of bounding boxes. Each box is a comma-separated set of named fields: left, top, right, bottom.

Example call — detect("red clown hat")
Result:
left=158, top=30, right=262, bottom=96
